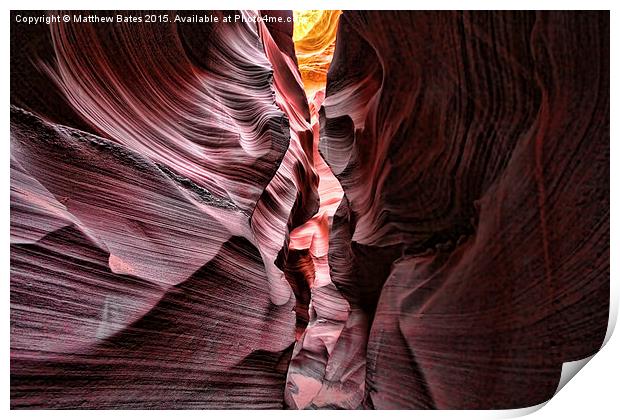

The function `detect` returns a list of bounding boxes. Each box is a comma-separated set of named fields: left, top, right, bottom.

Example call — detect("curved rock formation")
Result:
left=11, top=10, right=314, bottom=408
left=320, top=10, right=609, bottom=409
left=10, top=9, right=609, bottom=410
left=292, top=10, right=342, bottom=98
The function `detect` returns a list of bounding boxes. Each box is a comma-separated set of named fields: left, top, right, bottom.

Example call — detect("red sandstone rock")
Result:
left=10, top=10, right=609, bottom=410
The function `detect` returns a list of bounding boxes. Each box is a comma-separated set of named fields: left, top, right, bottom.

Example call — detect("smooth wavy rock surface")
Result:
left=320, top=11, right=609, bottom=409
left=10, top=10, right=609, bottom=410
left=11, top=10, right=316, bottom=408
left=292, top=10, right=342, bottom=98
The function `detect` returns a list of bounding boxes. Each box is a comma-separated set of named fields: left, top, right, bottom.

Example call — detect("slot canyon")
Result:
left=10, top=10, right=609, bottom=409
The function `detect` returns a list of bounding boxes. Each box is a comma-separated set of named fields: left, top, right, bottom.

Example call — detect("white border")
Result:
left=2, top=0, right=618, bottom=10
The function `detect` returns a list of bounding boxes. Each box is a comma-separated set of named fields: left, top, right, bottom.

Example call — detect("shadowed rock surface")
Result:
left=320, top=11, right=609, bottom=409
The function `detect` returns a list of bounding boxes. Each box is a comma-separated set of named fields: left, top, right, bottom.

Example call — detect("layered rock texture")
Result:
left=11, top=10, right=609, bottom=409
left=320, top=11, right=609, bottom=409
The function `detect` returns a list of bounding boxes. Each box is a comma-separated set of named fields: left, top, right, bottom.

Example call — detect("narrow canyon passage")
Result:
left=259, top=10, right=366, bottom=409
left=282, top=10, right=358, bottom=409
left=9, top=10, right=609, bottom=410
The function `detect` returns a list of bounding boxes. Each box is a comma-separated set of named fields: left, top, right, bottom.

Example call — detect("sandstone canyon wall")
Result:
left=10, top=10, right=609, bottom=409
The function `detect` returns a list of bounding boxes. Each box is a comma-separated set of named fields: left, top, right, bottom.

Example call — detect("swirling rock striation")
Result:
left=320, top=11, right=609, bottom=409
left=10, top=10, right=319, bottom=408
left=10, top=9, right=610, bottom=410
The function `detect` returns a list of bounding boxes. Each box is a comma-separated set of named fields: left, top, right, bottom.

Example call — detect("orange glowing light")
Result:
left=292, top=10, right=342, bottom=98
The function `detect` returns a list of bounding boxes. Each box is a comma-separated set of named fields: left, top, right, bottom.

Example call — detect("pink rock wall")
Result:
left=11, top=10, right=310, bottom=408
left=10, top=10, right=609, bottom=410
left=320, top=11, right=609, bottom=409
